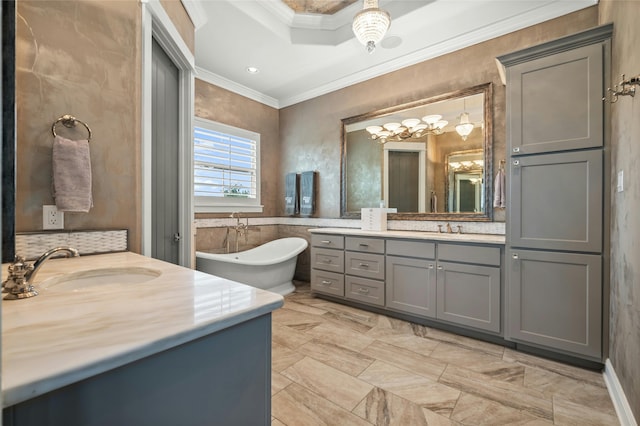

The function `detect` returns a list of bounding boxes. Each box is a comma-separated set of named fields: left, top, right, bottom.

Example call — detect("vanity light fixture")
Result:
left=365, top=114, right=448, bottom=143
left=352, top=0, right=391, bottom=54
left=455, top=98, right=475, bottom=141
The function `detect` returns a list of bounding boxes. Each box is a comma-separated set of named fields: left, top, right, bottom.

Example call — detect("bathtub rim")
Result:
left=195, top=237, right=308, bottom=267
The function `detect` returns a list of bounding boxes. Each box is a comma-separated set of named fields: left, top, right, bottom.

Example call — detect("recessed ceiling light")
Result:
left=246, top=66, right=259, bottom=74
left=381, top=35, right=402, bottom=49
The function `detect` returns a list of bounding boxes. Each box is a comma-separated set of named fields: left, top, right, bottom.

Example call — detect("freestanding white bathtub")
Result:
left=195, top=237, right=308, bottom=296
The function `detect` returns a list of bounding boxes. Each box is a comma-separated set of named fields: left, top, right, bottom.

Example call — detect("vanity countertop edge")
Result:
left=1, top=251, right=284, bottom=408
left=308, top=228, right=506, bottom=245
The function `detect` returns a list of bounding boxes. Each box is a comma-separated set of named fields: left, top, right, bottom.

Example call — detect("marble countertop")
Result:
left=1, top=252, right=284, bottom=408
left=309, top=228, right=505, bottom=245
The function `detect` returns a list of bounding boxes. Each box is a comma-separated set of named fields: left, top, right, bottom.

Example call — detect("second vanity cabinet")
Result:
left=311, top=230, right=504, bottom=336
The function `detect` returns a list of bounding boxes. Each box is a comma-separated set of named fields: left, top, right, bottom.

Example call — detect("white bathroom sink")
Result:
left=41, top=267, right=162, bottom=291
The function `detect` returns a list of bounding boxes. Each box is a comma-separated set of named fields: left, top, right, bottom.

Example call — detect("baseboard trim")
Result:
left=603, top=359, right=638, bottom=426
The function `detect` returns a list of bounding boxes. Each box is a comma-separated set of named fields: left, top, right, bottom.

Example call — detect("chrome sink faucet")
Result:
left=2, top=247, right=79, bottom=300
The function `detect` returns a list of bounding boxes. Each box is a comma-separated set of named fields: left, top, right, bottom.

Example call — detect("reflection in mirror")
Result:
left=341, top=83, right=492, bottom=221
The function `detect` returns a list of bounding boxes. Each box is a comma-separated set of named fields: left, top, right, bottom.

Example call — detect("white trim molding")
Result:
left=196, top=67, right=280, bottom=109
left=603, top=359, right=638, bottom=426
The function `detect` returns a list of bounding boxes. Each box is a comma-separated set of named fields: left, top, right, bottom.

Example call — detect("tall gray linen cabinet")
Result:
left=498, top=24, right=612, bottom=363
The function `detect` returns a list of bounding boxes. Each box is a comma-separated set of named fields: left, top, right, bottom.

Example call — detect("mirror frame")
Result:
left=340, top=83, right=493, bottom=221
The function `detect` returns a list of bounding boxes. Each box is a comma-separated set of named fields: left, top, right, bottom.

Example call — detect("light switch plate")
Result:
left=617, top=170, right=624, bottom=193
left=43, top=205, right=64, bottom=230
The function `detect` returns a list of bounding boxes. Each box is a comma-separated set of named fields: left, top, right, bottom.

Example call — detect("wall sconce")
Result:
left=604, top=74, right=640, bottom=103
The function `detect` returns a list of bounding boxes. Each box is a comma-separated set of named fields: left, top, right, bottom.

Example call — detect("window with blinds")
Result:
left=194, top=118, right=261, bottom=212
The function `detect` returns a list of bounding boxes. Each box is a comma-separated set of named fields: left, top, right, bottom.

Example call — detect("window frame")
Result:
left=194, top=117, right=262, bottom=213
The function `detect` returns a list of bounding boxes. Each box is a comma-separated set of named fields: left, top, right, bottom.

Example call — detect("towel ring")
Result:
left=51, top=114, right=92, bottom=142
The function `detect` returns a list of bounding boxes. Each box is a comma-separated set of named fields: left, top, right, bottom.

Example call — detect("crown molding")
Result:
left=181, top=0, right=208, bottom=30
left=195, top=67, right=280, bottom=109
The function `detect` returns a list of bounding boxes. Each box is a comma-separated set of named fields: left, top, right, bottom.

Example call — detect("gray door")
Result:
left=507, top=248, right=602, bottom=359
left=389, top=151, right=419, bottom=212
left=507, top=43, right=603, bottom=155
left=509, top=150, right=602, bottom=252
left=151, top=39, right=180, bottom=264
left=386, top=255, right=437, bottom=318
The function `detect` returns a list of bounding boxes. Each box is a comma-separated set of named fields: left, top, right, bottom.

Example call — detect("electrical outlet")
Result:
left=617, top=170, right=624, bottom=193
left=43, top=205, right=64, bottom=230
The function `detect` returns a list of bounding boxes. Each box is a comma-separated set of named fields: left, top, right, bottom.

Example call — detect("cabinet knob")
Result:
left=513, top=147, right=520, bottom=153
left=437, top=265, right=443, bottom=270
left=512, top=253, right=519, bottom=260
left=512, top=159, right=520, bottom=166
left=428, top=264, right=434, bottom=269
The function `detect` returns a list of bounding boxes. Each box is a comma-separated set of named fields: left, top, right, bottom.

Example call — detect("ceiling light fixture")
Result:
left=366, top=114, right=448, bottom=144
left=455, top=98, right=475, bottom=141
left=352, top=0, right=391, bottom=54
left=246, top=66, right=259, bottom=74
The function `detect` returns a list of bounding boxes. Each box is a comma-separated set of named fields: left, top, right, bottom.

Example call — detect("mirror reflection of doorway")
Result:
left=454, top=173, right=482, bottom=212
left=388, top=151, right=419, bottom=212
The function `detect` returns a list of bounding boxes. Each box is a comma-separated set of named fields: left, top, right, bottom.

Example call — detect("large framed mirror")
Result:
left=341, top=83, right=493, bottom=221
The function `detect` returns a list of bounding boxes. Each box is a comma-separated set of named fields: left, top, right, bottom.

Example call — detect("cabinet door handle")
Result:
left=323, top=259, right=332, bottom=264
left=437, top=265, right=444, bottom=270
left=321, top=280, right=332, bottom=285
left=321, top=240, right=331, bottom=244
left=428, top=264, right=434, bottom=269
left=359, top=243, right=369, bottom=248
left=357, top=287, right=370, bottom=294
left=358, top=263, right=369, bottom=268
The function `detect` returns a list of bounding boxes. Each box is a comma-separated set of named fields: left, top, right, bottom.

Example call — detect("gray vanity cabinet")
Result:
left=345, top=237, right=385, bottom=307
left=386, top=240, right=437, bottom=318
left=311, top=234, right=345, bottom=296
left=436, top=244, right=501, bottom=333
left=507, top=249, right=602, bottom=359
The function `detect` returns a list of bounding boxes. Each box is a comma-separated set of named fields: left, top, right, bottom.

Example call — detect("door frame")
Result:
left=142, top=1, right=194, bottom=267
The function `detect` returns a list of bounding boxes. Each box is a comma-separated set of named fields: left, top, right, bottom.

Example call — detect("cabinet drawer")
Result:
left=345, top=251, right=384, bottom=280
left=438, top=243, right=501, bottom=266
left=345, top=275, right=384, bottom=307
left=345, top=237, right=385, bottom=254
left=311, top=269, right=344, bottom=297
left=311, top=234, right=344, bottom=249
left=386, top=240, right=435, bottom=259
left=311, top=248, right=344, bottom=273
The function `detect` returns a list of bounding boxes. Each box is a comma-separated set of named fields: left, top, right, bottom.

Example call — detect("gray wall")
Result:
left=599, top=1, right=640, bottom=420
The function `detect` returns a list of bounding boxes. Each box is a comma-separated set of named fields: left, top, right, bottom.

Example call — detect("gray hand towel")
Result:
left=284, top=172, right=299, bottom=215
left=52, top=135, right=93, bottom=212
left=300, top=171, right=316, bottom=216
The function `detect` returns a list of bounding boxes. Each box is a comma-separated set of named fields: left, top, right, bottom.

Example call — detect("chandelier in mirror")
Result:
left=455, top=98, right=475, bottom=141
left=365, top=114, right=448, bottom=144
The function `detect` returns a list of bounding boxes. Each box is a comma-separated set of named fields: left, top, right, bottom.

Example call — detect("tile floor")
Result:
left=271, top=284, right=619, bottom=426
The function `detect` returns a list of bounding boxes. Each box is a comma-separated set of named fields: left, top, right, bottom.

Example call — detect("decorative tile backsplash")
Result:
left=15, top=230, right=128, bottom=260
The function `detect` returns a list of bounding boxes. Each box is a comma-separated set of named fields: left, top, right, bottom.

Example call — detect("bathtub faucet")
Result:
left=228, top=212, right=250, bottom=253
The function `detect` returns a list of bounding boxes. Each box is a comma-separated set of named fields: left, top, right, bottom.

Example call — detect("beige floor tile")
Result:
left=273, top=322, right=313, bottom=349
left=272, top=307, right=324, bottom=327
left=303, top=321, right=376, bottom=353
left=272, top=341, right=305, bottom=372
left=353, top=387, right=439, bottom=426
left=422, top=327, right=505, bottom=357
left=366, top=313, right=425, bottom=338
left=374, top=333, right=440, bottom=357
left=358, top=360, right=460, bottom=417
left=430, top=342, right=525, bottom=384
left=439, top=365, right=553, bottom=421
left=524, top=367, right=617, bottom=415
left=282, top=300, right=328, bottom=316
left=361, top=340, right=447, bottom=381
left=298, top=339, right=376, bottom=376
left=552, top=395, right=619, bottom=425
left=503, top=348, right=605, bottom=387
left=272, top=370, right=292, bottom=396
left=271, top=417, right=287, bottom=426
left=451, top=393, right=549, bottom=425
left=281, top=356, right=374, bottom=411
left=315, top=301, right=381, bottom=333
left=272, top=383, right=373, bottom=426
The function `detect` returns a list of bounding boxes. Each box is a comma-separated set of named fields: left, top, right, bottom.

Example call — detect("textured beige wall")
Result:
left=194, top=78, right=281, bottom=217
left=279, top=7, right=599, bottom=220
left=15, top=0, right=143, bottom=251
left=161, top=0, right=194, bottom=53
left=599, top=1, right=640, bottom=420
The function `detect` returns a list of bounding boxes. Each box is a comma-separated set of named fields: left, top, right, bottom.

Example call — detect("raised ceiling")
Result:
left=281, top=0, right=358, bottom=15
left=190, top=0, right=598, bottom=108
